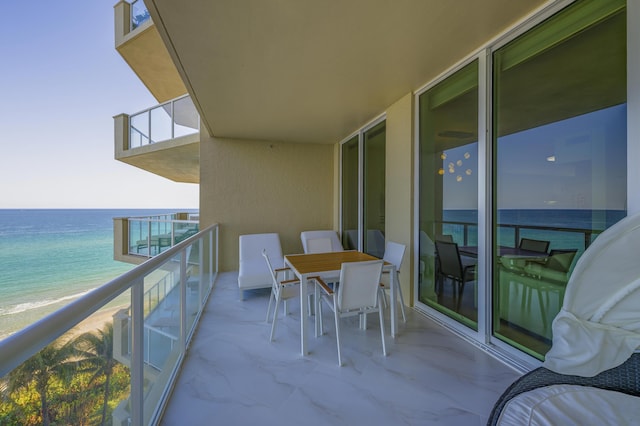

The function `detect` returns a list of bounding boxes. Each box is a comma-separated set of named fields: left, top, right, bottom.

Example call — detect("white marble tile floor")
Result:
left=160, top=272, right=521, bottom=426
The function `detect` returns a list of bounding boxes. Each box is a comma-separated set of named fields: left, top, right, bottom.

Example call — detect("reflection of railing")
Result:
left=130, top=0, right=150, bottom=30
left=129, top=214, right=200, bottom=257
left=437, top=220, right=603, bottom=252
left=129, top=94, right=200, bottom=149
left=0, top=224, right=219, bottom=426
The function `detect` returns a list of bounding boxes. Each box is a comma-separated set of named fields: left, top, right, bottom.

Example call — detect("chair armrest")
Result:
left=280, top=278, right=300, bottom=286
left=275, top=267, right=291, bottom=273
left=313, top=276, right=333, bottom=295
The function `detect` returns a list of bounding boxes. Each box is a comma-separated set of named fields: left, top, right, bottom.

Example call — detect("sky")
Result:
left=443, top=104, right=627, bottom=211
left=0, top=1, right=199, bottom=209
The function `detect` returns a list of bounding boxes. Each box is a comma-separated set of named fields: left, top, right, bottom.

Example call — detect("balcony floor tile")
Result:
left=160, top=272, right=520, bottom=425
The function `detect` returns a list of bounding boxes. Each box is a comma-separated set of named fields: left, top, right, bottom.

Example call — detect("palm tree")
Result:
left=7, top=341, right=76, bottom=426
left=73, top=323, right=116, bottom=426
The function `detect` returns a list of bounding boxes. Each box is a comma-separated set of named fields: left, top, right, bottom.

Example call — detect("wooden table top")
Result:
left=285, top=251, right=383, bottom=275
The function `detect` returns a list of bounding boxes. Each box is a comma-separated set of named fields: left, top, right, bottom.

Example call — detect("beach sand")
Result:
left=62, top=305, right=129, bottom=342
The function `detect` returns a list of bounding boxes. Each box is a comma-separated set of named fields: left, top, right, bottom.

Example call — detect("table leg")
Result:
left=300, top=274, right=308, bottom=355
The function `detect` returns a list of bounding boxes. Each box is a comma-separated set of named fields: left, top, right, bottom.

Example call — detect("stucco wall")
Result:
left=385, top=93, right=414, bottom=304
left=200, top=133, right=334, bottom=271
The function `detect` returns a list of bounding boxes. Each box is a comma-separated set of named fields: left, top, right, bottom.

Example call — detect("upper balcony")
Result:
left=114, top=94, right=200, bottom=183
left=114, top=0, right=186, bottom=103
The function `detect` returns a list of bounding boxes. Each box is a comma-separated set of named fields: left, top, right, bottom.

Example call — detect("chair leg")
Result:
left=270, top=296, right=281, bottom=342
left=378, top=303, right=387, bottom=357
left=318, top=298, right=324, bottom=335
left=266, top=291, right=275, bottom=322
left=334, top=306, right=342, bottom=366
left=396, top=284, right=407, bottom=323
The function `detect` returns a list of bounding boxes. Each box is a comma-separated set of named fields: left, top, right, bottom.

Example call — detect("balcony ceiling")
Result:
left=116, top=23, right=187, bottom=103
left=118, top=139, right=199, bottom=183
left=146, top=1, right=549, bottom=144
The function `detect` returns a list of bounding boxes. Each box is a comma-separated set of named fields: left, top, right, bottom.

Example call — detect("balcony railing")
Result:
left=129, top=95, right=200, bottom=149
left=0, top=224, right=218, bottom=426
left=127, top=213, right=200, bottom=257
left=130, top=0, right=150, bottom=30
left=436, top=220, right=603, bottom=256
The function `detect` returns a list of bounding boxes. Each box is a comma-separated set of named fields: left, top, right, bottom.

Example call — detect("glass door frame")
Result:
left=412, top=0, right=639, bottom=370
left=339, top=114, right=387, bottom=253
left=413, top=53, right=495, bottom=353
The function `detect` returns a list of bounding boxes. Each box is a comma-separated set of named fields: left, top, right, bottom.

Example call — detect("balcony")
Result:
left=159, top=271, right=520, bottom=424
left=114, top=212, right=200, bottom=264
left=114, top=0, right=186, bottom=103
left=0, top=249, right=520, bottom=425
left=0, top=225, right=219, bottom=425
left=114, top=95, right=200, bottom=183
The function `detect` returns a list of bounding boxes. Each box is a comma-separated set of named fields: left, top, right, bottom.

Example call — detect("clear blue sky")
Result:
left=0, top=1, right=199, bottom=209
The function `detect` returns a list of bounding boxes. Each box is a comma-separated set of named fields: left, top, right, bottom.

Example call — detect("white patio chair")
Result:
left=301, top=230, right=344, bottom=304
left=238, top=233, right=283, bottom=300
left=300, top=230, right=344, bottom=253
left=380, top=240, right=407, bottom=322
left=263, top=250, right=300, bottom=342
left=306, top=237, right=333, bottom=253
left=316, top=259, right=387, bottom=366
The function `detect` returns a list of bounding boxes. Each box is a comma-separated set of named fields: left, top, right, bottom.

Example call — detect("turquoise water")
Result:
left=442, top=209, right=625, bottom=247
left=0, top=209, right=187, bottom=339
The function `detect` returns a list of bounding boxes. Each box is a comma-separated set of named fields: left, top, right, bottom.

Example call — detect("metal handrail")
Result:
left=0, top=223, right=217, bottom=378
left=437, top=220, right=602, bottom=250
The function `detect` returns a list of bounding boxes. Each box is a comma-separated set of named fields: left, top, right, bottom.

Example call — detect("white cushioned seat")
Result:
left=238, top=233, right=284, bottom=295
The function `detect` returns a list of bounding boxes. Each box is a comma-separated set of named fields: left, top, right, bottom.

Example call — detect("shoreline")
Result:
left=62, top=305, right=129, bottom=342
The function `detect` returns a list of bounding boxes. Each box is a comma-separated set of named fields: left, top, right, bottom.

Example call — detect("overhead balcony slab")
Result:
left=114, top=0, right=186, bottom=103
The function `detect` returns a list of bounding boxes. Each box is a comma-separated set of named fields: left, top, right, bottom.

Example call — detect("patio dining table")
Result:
left=284, top=251, right=397, bottom=356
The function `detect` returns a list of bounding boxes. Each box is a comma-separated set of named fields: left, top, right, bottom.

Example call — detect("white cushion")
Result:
left=544, top=212, right=640, bottom=376
left=238, top=233, right=283, bottom=290
left=300, top=230, right=344, bottom=253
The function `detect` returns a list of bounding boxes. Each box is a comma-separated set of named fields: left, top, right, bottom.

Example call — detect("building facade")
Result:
left=116, top=0, right=639, bottom=369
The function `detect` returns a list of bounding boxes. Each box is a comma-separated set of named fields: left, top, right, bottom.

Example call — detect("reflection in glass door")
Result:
left=492, top=0, right=626, bottom=359
left=418, top=61, right=479, bottom=329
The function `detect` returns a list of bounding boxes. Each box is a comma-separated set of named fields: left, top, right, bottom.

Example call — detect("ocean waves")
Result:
left=0, top=289, right=94, bottom=317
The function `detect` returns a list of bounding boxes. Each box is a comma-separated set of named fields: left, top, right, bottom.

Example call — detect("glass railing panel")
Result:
left=126, top=96, right=199, bottom=150
left=130, top=111, right=150, bottom=148
left=141, top=257, right=181, bottom=422
left=150, top=104, right=172, bottom=143
left=172, top=96, right=199, bottom=138
left=131, top=0, right=150, bottom=30
left=129, top=219, right=150, bottom=256
left=0, top=225, right=217, bottom=426
left=185, top=240, right=201, bottom=335
left=1, top=297, right=132, bottom=425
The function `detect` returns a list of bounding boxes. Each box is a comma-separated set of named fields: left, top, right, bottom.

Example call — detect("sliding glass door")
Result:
left=363, top=121, right=386, bottom=258
left=341, top=120, right=386, bottom=256
left=492, top=0, right=627, bottom=359
left=418, top=61, right=479, bottom=329
left=341, top=136, right=359, bottom=250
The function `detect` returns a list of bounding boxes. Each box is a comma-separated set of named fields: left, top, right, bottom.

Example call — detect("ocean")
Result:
left=1, top=208, right=626, bottom=340
left=441, top=208, right=626, bottom=253
left=0, top=209, right=188, bottom=340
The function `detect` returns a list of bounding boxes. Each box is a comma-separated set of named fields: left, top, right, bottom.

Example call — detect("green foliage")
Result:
left=0, top=325, right=131, bottom=426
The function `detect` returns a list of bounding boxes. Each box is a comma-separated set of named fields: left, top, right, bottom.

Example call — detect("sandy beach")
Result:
left=62, top=305, right=129, bottom=342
